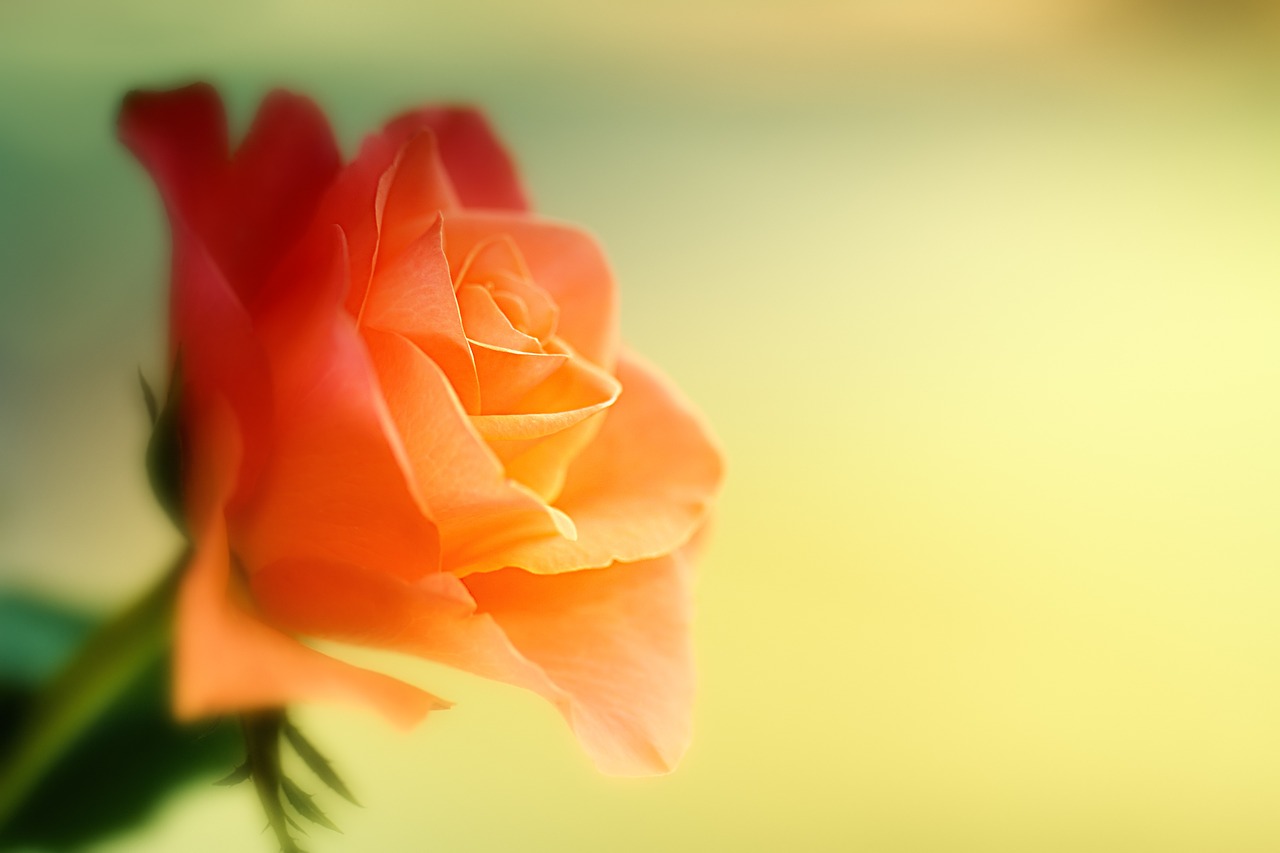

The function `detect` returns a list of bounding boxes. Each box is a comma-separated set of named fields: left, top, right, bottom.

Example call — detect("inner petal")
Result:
left=457, top=284, right=542, bottom=354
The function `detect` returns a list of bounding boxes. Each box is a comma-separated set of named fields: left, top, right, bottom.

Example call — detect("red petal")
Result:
left=382, top=107, right=529, bottom=211
left=235, top=228, right=441, bottom=582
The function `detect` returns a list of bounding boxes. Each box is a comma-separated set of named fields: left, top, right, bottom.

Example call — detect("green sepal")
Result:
left=281, top=778, right=340, bottom=833
left=138, top=370, right=160, bottom=425
left=145, top=354, right=186, bottom=535
left=213, top=761, right=252, bottom=787
left=283, top=721, right=360, bottom=806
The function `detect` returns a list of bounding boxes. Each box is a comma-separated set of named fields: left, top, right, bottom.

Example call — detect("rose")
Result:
left=118, top=84, right=723, bottom=775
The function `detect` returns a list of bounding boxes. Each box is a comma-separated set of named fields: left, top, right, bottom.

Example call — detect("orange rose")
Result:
left=118, top=84, right=723, bottom=775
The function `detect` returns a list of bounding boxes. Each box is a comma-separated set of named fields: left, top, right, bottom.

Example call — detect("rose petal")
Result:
left=478, top=351, right=723, bottom=574
left=464, top=548, right=698, bottom=775
left=215, top=90, right=342, bottom=300
left=118, top=83, right=227, bottom=222
left=451, top=235, right=558, bottom=341
left=360, top=217, right=480, bottom=413
left=382, top=107, right=530, bottom=211
left=362, top=328, right=573, bottom=571
left=312, top=133, right=399, bottom=317
left=445, top=215, right=618, bottom=369
left=250, top=549, right=697, bottom=775
left=471, top=410, right=608, bottom=507
left=468, top=346, right=621, bottom=504
left=176, top=399, right=447, bottom=728
left=456, top=285, right=543, bottom=354
left=168, top=218, right=273, bottom=512
left=235, top=227, right=441, bottom=582
left=376, top=132, right=460, bottom=263
left=120, top=86, right=341, bottom=304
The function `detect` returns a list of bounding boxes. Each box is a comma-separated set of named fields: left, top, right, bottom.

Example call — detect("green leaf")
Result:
left=282, top=721, right=359, bottom=806
left=0, top=591, right=240, bottom=851
left=281, top=778, right=340, bottom=833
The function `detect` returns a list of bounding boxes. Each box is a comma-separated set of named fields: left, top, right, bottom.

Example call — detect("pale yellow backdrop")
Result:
left=3, top=2, right=1280, bottom=851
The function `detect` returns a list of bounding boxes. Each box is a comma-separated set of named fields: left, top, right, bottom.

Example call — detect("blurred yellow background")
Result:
left=4, top=1, right=1280, bottom=850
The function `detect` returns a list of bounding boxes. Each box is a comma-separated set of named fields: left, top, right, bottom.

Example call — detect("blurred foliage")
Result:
left=0, top=593, right=239, bottom=851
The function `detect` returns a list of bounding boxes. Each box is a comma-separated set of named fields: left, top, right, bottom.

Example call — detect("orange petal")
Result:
left=363, top=328, right=574, bottom=571
left=479, top=351, right=723, bottom=574
left=176, top=401, right=445, bottom=728
left=464, top=549, right=698, bottom=775
left=235, top=228, right=441, bottom=582
left=444, top=215, right=618, bottom=369
left=456, top=284, right=542, bottom=354
left=451, top=235, right=559, bottom=341
left=468, top=345, right=620, bottom=502
left=376, top=132, right=460, bottom=263
left=360, top=217, right=480, bottom=412
left=469, top=343, right=568, bottom=414
left=250, top=549, right=696, bottom=775
left=381, top=107, right=530, bottom=211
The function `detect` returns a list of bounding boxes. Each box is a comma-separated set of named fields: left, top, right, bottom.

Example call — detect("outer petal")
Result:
left=235, top=228, right=441, bottom=582
left=120, top=91, right=273, bottom=509
left=250, top=548, right=699, bottom=775
left=118, top=83, right=227, bottom=225
left=120, top=86, right=341, bottom=304
left=444, top=215, right=619, bottom=369
left=481, top=351, right=724, bottom=575
left=214, top=90, right=342, bottom=301
left=167, top=218, right=273, bottom=511
left=176, top=399, right=447, bottom=727
left=382, top=107, right=530, bottom=211
left=465, top=548, right=698, bottom=775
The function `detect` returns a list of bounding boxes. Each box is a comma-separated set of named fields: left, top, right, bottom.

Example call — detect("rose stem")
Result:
left=0, top=548, right=190, bottom=830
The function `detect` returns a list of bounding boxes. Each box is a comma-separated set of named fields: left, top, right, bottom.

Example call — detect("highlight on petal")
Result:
left=382, top=107, right=530, bottom=211
left=482, top=350, right=724, bottom=575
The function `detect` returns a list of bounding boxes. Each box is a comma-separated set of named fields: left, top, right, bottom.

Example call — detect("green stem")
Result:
left=0, top=549, right=189, bottom=830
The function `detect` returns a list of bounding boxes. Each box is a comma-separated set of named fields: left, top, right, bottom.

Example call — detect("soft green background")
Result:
left=4, top=2, right=1280, bottom=850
